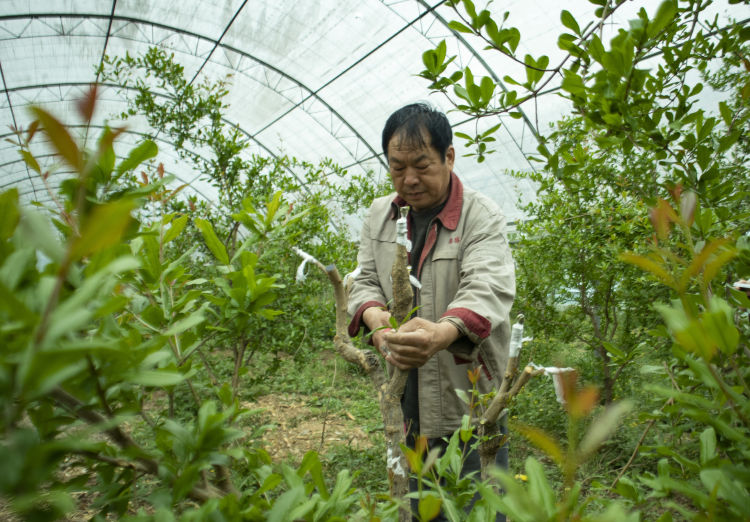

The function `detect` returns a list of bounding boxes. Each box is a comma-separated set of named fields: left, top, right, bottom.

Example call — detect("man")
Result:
left=347, top=103, right=515, bottom=518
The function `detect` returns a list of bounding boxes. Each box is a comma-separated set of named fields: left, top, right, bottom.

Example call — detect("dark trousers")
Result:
left=408, top=425, right=508, bottom=522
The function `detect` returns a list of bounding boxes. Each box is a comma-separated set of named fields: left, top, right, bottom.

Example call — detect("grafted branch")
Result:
left=294, top=206, right=413, bottom=521
left=478, top=317, right=544, bottom=479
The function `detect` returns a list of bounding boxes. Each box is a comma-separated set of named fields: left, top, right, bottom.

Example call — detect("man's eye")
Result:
left=416, top=164, right=429, bottom=170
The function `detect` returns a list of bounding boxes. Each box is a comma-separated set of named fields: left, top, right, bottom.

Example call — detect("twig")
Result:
left=611, top=361, right=679, bottom=487
left=320, top=357, right=338, bottom=449
left=87, top=355, right=113, bottom=416
left=197, top=348, right=220, bottom=387
left=611, top=395, right=674, bottom=489
left=51, top=387, right=158, bottom=475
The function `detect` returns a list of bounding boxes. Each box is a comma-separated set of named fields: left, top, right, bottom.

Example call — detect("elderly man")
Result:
left=347, top=103, right=515, bottom=518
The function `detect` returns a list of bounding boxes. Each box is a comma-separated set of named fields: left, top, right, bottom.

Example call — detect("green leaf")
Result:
left=20, top=150, right=41, bottom=173
left=17, top=212, right=60, bottom=266
left=163, top=309, right=206, bottom=337
left=1, top=248, right=36, bottom=290
left=25, top=358, right=88, bottom=398
left=0, top=188, right=20, bottom=240
left=448, top=20, right=473, bottom=34
left=525, top=457, right=556, bottom=516
left=481, top=123, right=502, bottom=138
left=524, top=54, right=536, bottom=85
left=126, top=370, right=185, bottom=387
left=0, top=280, right=35, bottom=323
left=512, top=422, right=563, bottom=465
left=507, top=27, right=521, bottom=52
left=163, top=215, right=188, bottom=244
left=560, top=10, right=580, bottom=35
left=699, top=469, right=750, bottom=513
left=265, top=191, right=283, bottom=228
left=454, top=388, right=470, bottom=405
left=579, top=400, right=633, bottom=458
left=460, top=413, right=472, bottom=443
left=195, top=218, right=229, bottom=265
left=702, top=297, right=739, bottom=356
left=619, top=252, right=675, bottom=288
left=71, top=199, right=135, bottom=260
left=561, top=70, right=586, bottom=96
left=115, top=139, right=158, bottom=176
left=418, top=494, right=442, bottom=521
left=30, top=107, right=82, bottom=171
left=46, top=256, right=140, bottom=344
left=588, top=35, right=605, bottom=63
left=297, top=451, right=329, bottom=500
left=403, top=446, right=421, bottom=474
left=702, top=248, right=737, bottom=285
left=647, top=0, right=678, bottom=38
left=602, top=341, right=626, bottom=359
left=699, top=427, right=716, bottom=465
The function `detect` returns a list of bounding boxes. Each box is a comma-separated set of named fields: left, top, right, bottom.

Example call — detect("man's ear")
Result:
left=445, top=145, right=455, bottom=169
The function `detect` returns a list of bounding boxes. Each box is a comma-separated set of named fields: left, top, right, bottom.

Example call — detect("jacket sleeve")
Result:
left=441, top=202, right=515, bottom=345
left=347, top=205, right=387, bottom=337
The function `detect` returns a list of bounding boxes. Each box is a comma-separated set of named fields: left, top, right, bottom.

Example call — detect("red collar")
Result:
left=391, top=171, right=463, bottom=231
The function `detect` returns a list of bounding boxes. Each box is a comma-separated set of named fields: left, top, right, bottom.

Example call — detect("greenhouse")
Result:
left=1, top=0, right=749, bottom=520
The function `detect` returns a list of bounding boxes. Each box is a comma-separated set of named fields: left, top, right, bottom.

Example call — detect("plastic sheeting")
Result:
left=0, top=1, right=744, bottom=224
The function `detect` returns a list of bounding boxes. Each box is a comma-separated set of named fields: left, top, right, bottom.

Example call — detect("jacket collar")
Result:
left=390, top=171, right=463, bottom=231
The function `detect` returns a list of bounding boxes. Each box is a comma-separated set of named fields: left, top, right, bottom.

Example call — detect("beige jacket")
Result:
left=348, top=173, right=515, bottom=438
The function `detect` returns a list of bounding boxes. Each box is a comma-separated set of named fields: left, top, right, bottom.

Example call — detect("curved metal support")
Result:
left=0, top=125, right=217, bottom=203
left=0, top=81, right=313, bottom=194
left=0, top=12, right=387, bottom=172
left=382, top=0, right=542, bottom=174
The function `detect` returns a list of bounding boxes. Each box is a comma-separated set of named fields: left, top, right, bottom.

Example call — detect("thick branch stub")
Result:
left=293, top=245, right=410, bottom=520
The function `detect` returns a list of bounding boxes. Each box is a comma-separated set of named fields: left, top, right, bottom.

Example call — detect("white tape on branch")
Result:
left=293, top=246, right=319, bottom=283
left=528, top=363, right=576, bottom=404
left=509, top=321, right=524, bottom=358
left=395, top=212, right=412, bottom=252
left=343, top=265, right=362, bottom=287
left=386, top=447, right=407, bottom=478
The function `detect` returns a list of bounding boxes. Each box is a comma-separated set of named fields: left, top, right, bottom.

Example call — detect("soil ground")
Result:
left=248, top=393, right=374, bottom=463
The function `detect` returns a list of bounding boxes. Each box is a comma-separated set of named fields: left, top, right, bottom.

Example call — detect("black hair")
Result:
left=381, top=103, right=452, bottom=162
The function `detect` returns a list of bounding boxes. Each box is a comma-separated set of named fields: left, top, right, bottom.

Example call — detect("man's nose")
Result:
left=404, top=169, right=419, bottom=185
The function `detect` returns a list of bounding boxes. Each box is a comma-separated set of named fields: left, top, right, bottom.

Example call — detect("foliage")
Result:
left=420, top=0, right=750, bottom=407
left=417, top=0, right=750, bottom=519
left=0, top=89, right=392, bottom=520
left=398, top=369, right=634, bottom=521
left=617, top=192, right=750, bottom=520
left=512, top=119, right=671, bottom=404
left=100, top=46, right=391, bottom=385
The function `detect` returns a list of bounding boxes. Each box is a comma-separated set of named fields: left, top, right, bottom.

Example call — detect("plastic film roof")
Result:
left=1, top=1, right=746, bottom=224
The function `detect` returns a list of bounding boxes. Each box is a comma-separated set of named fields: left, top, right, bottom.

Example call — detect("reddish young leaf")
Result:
left=77, top=84, right=98, bottom=123
left=415, top=434, right=428, bottom=458
left=26, top=120, right=39, bottom=142
left=568, top=386, right=599, bottom=419
left=30, top=107, right=82, bottom=172
left=467, top=366, right=481, bottom=385
left=648, top=199, right=677, bottom=240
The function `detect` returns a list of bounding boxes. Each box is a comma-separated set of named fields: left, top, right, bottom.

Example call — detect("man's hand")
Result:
left=383, top=317, right=460, bottom=370
left=362, top=307, right=393, bottom=357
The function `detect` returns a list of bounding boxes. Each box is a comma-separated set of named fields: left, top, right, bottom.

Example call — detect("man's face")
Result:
left=387, top=132, right=454, bottom=212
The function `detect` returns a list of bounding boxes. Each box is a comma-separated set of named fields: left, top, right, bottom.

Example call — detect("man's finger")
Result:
left=385, top=329, right=429, bottom=347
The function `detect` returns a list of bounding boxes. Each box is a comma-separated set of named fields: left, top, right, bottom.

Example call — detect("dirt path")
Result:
left=248, top=393, right=375, bottom=462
